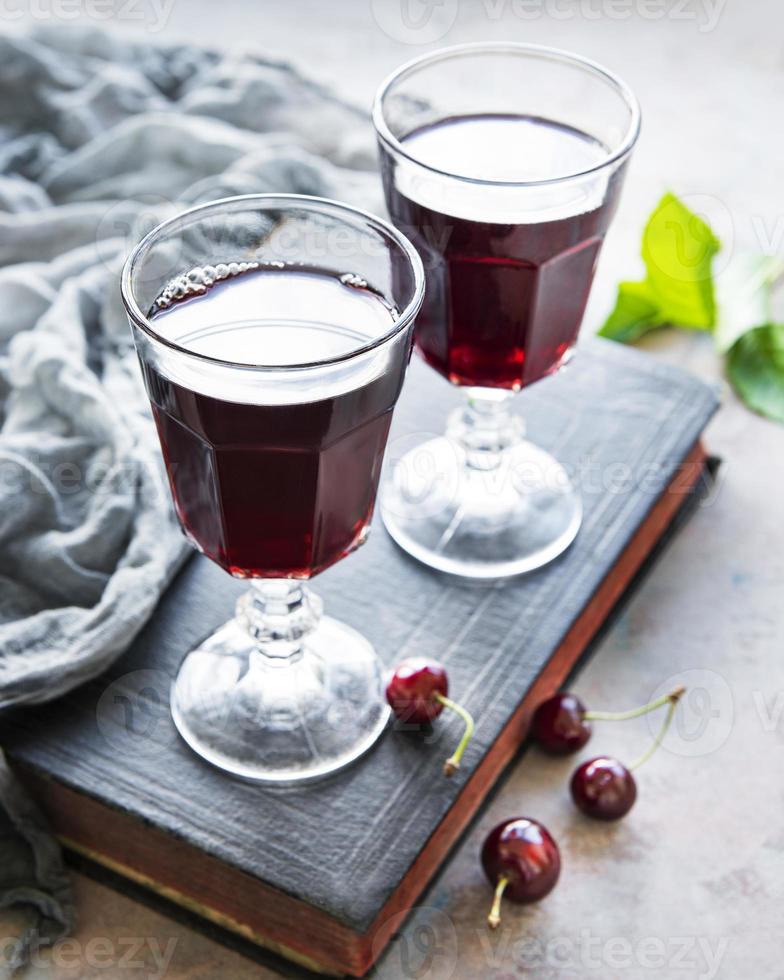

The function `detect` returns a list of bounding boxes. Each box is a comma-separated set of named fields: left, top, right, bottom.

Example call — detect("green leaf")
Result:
left=598, top=192, right=784, bottom=424
left=599, top=192, right=721, bottom=343
left=714, top=254, right=784, bottom=353
left=726, top=322, right=784, bottom=423
left=640, top=192, right=720, bottom=329
left=598, top=280, right=662, bottom=343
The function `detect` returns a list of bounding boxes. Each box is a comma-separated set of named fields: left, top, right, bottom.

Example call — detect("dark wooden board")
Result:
left=62, top=449, right=717, bottom=980
left=0, top=340, right=719, bottom=975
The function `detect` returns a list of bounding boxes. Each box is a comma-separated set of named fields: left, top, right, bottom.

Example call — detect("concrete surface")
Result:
left=2, top=1, right=783, bottom=978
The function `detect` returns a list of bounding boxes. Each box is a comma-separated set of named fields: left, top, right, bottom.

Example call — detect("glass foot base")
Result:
left=381, top=435, right=582, bottom=580
left=171, top=613, right=390, bottom=784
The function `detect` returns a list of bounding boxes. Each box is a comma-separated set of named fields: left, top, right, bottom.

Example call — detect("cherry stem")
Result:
left=434, top=693, right=475, bottom=777
left=585, top=685, right=686, bottom=723
left=629, top=686, right=686, bottom=772
left=487, top=875, right=509, bottom=930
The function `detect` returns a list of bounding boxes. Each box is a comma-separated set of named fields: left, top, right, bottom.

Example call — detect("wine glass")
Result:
left=121, top=194, right=424, bottom=783
left=373, top=43, right=640, bottom=579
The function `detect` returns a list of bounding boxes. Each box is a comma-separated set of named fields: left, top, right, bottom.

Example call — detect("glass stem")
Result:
left=235, top=580, right=322, bottom=663
left=447, top=388, right=524, bottom=471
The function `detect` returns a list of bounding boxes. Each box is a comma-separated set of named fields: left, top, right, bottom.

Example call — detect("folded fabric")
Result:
left=0, top=25, right=380, bottom=968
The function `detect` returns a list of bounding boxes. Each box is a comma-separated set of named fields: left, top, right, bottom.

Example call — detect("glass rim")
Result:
left=372, top=41, right=642, bottom=188
left=120, top=193, right=426, bottom=373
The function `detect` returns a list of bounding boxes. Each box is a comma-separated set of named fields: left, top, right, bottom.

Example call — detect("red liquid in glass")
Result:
left=143, top=267, right=401, bottom=579
left=381, top=114, right=625, bottom=390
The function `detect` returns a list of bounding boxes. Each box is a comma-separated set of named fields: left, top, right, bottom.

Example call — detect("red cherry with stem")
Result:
left=571, top=757, right=637, bottom=820
left=481, top=817, right=561, bottom=929
left=532, top=687, right=687, bottom=756
left=570, top=686, right=685, bottom=821
left=386, top=657, right=475, bottom=777
left=531, top=693, right=591, bottom=755
left=386, top=658, right=447, bottom=725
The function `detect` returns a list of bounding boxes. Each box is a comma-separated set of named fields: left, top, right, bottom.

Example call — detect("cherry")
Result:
left=386, top=657, right=474, bottom=777
left=481, top=817, right=561, bottom=929
left=569, top=685, right=685, bottom=821
left=386, top=657, right=447, bottom=725
left=531, top=693, right=591, bottom=755
left=531, top=687, right=686, bottom=755
left=571, top=757, right=636, bottom=820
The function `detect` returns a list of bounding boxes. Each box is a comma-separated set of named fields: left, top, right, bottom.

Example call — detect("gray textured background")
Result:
left=2, top=1, right=783, bottom=978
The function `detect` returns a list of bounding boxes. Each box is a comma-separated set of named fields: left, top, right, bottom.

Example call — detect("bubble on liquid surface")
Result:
left=144, top=262, right=402, bottom=370
left=149, top=263, right=394, bottom=320
left=339, top=272, right=369, bottom=290
left=149, top=259, right=261, bottom=314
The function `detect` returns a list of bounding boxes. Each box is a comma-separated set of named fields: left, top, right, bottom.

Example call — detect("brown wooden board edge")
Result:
left=12, top=768, right=360, bottom=977
left=11, top=441, right=708, bottom=978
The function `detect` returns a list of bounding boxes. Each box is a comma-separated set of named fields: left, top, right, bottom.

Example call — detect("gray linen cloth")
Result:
left=0, top=26, right=379, bottom=968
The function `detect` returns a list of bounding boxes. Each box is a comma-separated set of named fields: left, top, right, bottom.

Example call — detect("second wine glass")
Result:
left=373, top=43, right=640, bottom=579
